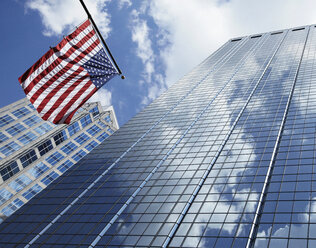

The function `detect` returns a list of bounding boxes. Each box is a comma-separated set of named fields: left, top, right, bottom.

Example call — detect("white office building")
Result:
left=0, top=98, right=119, bottom=223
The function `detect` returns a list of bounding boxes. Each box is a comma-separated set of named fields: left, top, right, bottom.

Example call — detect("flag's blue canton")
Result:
left=82, top=49, right=118, bottom=89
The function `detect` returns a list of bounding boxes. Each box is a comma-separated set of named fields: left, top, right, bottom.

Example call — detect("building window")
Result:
left=0, top=161, right=20, bottom=181
left=45, top=152, right=64, bottom=166
left=104, top=115, right=111, bottom=123
left=0, top=114, right=14, bottom=128
left=53, top=130, right=67, bottom=146
left=57, top=160, right=74, bottom=173
left=0, top=141, right=21, bottom=156
left=28, top=162, right=49, bottom=179
left=74, top=133, right=90, bottom=145
left=20, top=150, right=38, bottom=168
left=0, top=132, right=8, bottom=143
left=8, top=174, right=32, bottom=192
left=38, top=140, right=53, bottom=156
left=0, top=188, right=13, bottom=205
left=80, top=115, right=92, bottom=127
left=107, top=127, right=114, bottom=134
left=85, top=141, right=98, bottom=151
left=72, top=149, right=87, bottom=162
left=23, top=115, right=41, bottom=127
left=28, top=103, right=35, bottom=110
left=6, top=123, right=26, bottom=136
left=86, top=125, right=102, bottom=136
left=22, top=184, right=42, bottom=200
left=67, top=122, right=80, bottom=136
left=18, top=132, right=37, bottom=145
left=97, top=121, right=107, bottom=129
left=89, top=106, right=99, bottom=117
left=1, top=198, right=24, bottom=217
left=34, top=123, right=53, bottom=135
left=41, top=171, right=59, bottom=186
left=97, top=132, right=109, bottom=142
left=12, top=107, right=30, bottom=118
left=61, top=141, right=78, bottom=154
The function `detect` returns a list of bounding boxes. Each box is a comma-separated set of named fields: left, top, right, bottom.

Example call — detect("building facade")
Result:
left=0, top=98, right=119, bottom=223
left=0, top=24, right=316, bottom=247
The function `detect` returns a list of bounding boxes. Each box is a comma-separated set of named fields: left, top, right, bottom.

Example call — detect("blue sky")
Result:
left=1, top=0, right=316, bottom=126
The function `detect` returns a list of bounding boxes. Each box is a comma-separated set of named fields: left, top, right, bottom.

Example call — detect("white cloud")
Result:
left=88, top=87, right=112, bottom=108
left=148, top=0, right=316, bottom=88
left=117, top=0, right=132, bottom=9
left=130, top=8, right=167, bottom=105
left=149, top=0, right=227, bottom=87
left=26, top=0, right=111, bottom=37
left=130, top=10, right=154, bottom=81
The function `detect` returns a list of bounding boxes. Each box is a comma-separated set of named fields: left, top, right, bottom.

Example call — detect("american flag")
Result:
left=18, top=19, right=118, bottom=124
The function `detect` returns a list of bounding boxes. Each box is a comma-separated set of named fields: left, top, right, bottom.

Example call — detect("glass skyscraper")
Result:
left=0, top=24, right=315, bottom=247
left=0, top=98, right=119, bottom=224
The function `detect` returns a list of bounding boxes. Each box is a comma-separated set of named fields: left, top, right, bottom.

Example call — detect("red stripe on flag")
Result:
left=51, top=81, right=96, bottom=124
left=24, top=29, right=97, bottom=96
left=56, top=19, right=91, bottom=51
left=63, top=87, right=98, bottom=124
left=40, top=75, right=91, bottom=121
left=71, top=38, right=100, bottom=64
left=26, top=57, right=63, bottom=98
left=36, top=67, right=85, bottom=113
left=56, top=28, right=97, bottom=64
left=19, top=19, right=91, bottom=84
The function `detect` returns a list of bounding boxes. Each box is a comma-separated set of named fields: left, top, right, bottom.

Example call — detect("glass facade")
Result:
left=0, top=99, right=119, bottom=224
left=0, top=25, right=315, bottom=248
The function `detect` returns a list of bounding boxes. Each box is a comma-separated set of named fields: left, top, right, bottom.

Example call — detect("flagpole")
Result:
left=79, top=0, right=125, bottom=79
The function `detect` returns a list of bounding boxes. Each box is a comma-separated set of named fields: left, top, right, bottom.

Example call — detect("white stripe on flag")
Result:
left=57, top=83, right=96, bottom=123
left=54, top=34, right=99, bottom=64
left=43, top=77, right=93, bottom=121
